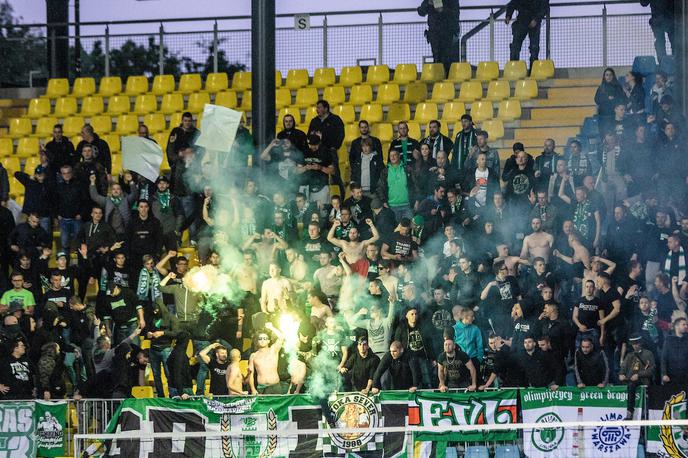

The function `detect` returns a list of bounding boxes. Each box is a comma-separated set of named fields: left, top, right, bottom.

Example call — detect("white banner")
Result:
left=195, top=104, right=242, bottom=152
left=121, top=136, right=163, bottom=182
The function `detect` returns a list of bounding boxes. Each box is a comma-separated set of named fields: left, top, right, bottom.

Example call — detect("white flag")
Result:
left=195, top=104, right=242, bottom=152
left=121, top=136, right=163, bottom=182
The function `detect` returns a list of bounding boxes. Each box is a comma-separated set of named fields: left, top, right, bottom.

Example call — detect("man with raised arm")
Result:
left=248, top=322, right=285, bottom=395
left=327, top=218, right=379, bottom=276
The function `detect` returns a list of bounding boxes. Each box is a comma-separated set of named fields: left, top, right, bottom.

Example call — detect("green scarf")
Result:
left=157, top=190, right=171, bottom=213
left=110, top=196, right=122, bottom=206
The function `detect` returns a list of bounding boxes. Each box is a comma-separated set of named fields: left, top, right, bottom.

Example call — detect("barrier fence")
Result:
left=0, top=2, right=657, bottom=87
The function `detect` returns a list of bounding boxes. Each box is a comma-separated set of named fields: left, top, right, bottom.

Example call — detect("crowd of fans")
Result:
left=0, top=67, right=686, bottom=418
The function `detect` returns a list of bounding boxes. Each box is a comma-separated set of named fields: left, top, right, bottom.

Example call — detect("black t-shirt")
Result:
left=299, top=236, right=330, bottom=270
left=598, top=287, right=622, bottom=329
left=41, top=288, right=71, bottom=317
left=655, top=290, right=677, bottom=323
left=0, top=355, right=33, bottom=400
left=387, top=233, right=417, bottom=259
left=488, top=276, right=520, bottom=316
left=617, top=275, right=641, bottom=318
left=208, top=359, right=230, bottom=395
left=437, top=350, right=470, bottom=388
left=575, top=296, right=602, bottom=330
left=301, top=147, right=333, bottom=191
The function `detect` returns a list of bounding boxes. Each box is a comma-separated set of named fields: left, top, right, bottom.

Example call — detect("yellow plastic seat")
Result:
left=154, top=132, right=169, bottom=152
left=124, top=76, right=149, bottom=96
left=16, top=137, right=39, bottom=157
left=503, top=60, right=528, bottom=81
left=481, top=119, right=504, bottom=140
left=204, top=72, right=228, bottom=93
left=116, top=114, right=139, bottom=135
left=45, top=78, right=69, bottom=98
left=393, top=64, right=417, bottom=84
left=81, top=96, right=105, bottom=116
left=406, top=121, right=421, bottom=139
left=386, top=103, right=411, bottom=124
left=476, top=61, right=499, bottom=81
left=274, top=71, right=282, bottom=88
left=187, top=92, right=210, bottom=113
left=402, top=82, right=427, bottom=104
left=240, top=90, right=252, bottom=110
left=62, top=116, right=84, bottom=137
left=98, top=76, right=122, bottom=97
left=497, top=99, right=522, bottom=121
left=107, top=95, right=131, bottom=115
left=214, top=90, right=238, bottom=108
left=278, top=107, right=301, bottom=126
left=359, top=103, right=383, bottom=123
left=486, top=80, right=511, bottom=101
left=26, top=98, right=52, bottom=119
left=134, top=94, right=157, bottom=115
left=339, top=66, right=363, bottom=87
left=344, top=123, right=359, bottom=144
left=470, top=100, right=493, bottom=122
left=0, top=138, right=13, bottom=156
left=34, top=117, right=58, bottom=138
left=371, top=123, right=394, bottom=143
left=421, top=63, right=446, bottom=82
left=143, top=113, right=166, bottom=133
left=303, top=106, right=317, bottom=123
left=531, top=59, right=555, bottom=80
left=430, top=81, right=455, bottom=102
left=285, top=69, right=310, bottom=89
left=90, top=114, right=112, bottom=134
left=514, top=79, right=538, bottom=100
left=349, top=84, right=373, bottom=105
left=294, top=87, right=318, bottom=108
left=169, top=112, right=183, bottom=128
left=9, top=176, right=23, bottom=198
left=447, top=62, right=472, bottom=82
left=440, top=101, right=465, bottom=124
left=24, top=156, right=40, bottom=173
left=179, top=73, right=202, bottom=94
left=376, top=83, right=400, bottom=105
left=332, top=104, right=356, bottom=124
left=151, top=74, right=176, bottom=95
left=232, top=71, right=252, bottom=90
left=413, top=102, right=439, bottom=124
left=366, top=65, right=390, bottom=85
left=275, top=87, right=292, bottom=109
left=439, top=122, right=449, bottom=137
left=457, top=81, right=483, bottom=102
left=322, top=86, right=346, bottom=106
left=54, top=97, right=78, bottom=118
left=103, top=133, right=121, bottom=153
left=72, top=77, right=96, bottom=98
left=8, top=117, right=32, bottom=138
left=160, top=93, right=184, bottom=115
left=313, top=67, right=336, bottom=88
left=1, top=156, right=20, bottom=174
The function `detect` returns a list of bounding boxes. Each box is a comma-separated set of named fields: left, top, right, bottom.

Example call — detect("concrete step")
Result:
left=514, top=126, right=580, bottom=140
left=529, top=106, right=597, bottom=120
left=516, top=118, right=586, bottom=128
left=529, top=98, right=596, bottom=107
left=540, top=78, right=599, bottom=88
left=547, top=86, right=597, bottom=100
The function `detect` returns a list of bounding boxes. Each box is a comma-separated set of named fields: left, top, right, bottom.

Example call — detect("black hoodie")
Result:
left=127, top=214, right=163, bottom=256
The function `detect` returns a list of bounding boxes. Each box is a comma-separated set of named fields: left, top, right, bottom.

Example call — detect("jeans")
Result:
left=59, top=217, right=82, bottom=252
left=193, top=339, right=210, bottom=395
left=650, top=17, right=674, bottom=63
left=149, top=346, right=172, bottom=397
left=510, top=20, right=541, bottom=65
left=63, top=351, right=86, bottom=389
left=390, top=204, right=413, bottom=222
left=575, top=328, right=601, bottom=350
left=179, top=196, right=197, bottom=240
left=113, top=321, right=139, bottom=347
left=39, top=217, right=51, bottom=235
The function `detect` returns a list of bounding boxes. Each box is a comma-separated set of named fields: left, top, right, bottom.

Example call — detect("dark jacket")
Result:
left=277, top=127, right=308, bottom=153
left=641, top=0, right=675, bottom=21
left=76, top=134, right=112, bottom=173
left=166, top=126, right=199, bottom=166
left=595, top=81, right=627, bottom=118
left=307, top=113, right=345, bottom=151
left=127, top=214, right=163, bottom=256
left=0, top=354, right=34, bottom=400
left=517, top=348, right=557, bottom=387
left=452, top=127, right=477, bottom=171
left=9, top=222, right=51, bottom=254
left=394, top=319, right=436, bottom=361
left=74, top=159, right=108, bottom=197
left=661, top=334, right=688, bottom=382
left=53, top=178, right=83, bottom=218
left=103, top=287, right=141, bottom=325
left=506, top=0, right=549, bottom=23
left=77, top=220, right=116, bottom=253
left=372, top=350, right=420, bottom=390
left=376, top=164, right=418, bottom=206
left=420, top=134, right=454, bottom=159
left=574, top=348, right=609, bottom=386
left=150, top=191, right=184, bottom=235
left=350, top=151, right=384, bottom=192
left=44, top=138, right=78, bottom=173
left=0, top=165, right=9, bottom=202
left=350, top=135, right=383, bottom=166
left=343, top=350, right=380, bottom=391
left=14, top=172, right=50, bottom=217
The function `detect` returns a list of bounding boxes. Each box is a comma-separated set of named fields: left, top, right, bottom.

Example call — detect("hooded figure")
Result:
left=37, top=342, right=66, bottom=399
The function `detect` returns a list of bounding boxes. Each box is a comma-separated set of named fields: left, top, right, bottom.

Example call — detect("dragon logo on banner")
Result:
left=220, top=409, right=278, bottom=458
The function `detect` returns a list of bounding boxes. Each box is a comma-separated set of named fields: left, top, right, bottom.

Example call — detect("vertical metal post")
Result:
left=251, top=0, right=276, bottom=154
left=323, top=15, right=328, bottom=68
left=104, top=25, right=110, bottom=77
left=50, top=29, right=57, bottom=78
left=213, top=21, right=219, bottom=73
left=74, top=0, right=81, bottom=76
left=602, top=5, right=608, bottom=68
left=545, top=14, right=551, bottom=59
left=158, top=23, right=165, bottom=75
left=489, top=10, right=495, bottom=61
left=378, top=13, right=384, bottom=65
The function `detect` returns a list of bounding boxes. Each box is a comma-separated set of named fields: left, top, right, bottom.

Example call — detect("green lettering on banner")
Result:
left=0, top=401, right=36, bottom=457
left=34, top=401, right=67, bottom=457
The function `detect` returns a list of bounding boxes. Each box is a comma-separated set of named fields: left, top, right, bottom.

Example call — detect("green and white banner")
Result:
left=0, top=401, right=36, bottom=457
left=34, top=400, right=67, bottom=457
left=647, top=384, right=688, bottom=457
left=520, top=386, right=643, bottom=458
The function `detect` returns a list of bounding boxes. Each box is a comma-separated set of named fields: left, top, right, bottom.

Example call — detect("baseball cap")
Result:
left=56, top=251, right=67, bottom=260
left=34, top=165, right=46, bottom=175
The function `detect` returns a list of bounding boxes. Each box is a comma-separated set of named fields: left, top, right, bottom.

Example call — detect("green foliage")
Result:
left=0, top=1, right=47, bottom=87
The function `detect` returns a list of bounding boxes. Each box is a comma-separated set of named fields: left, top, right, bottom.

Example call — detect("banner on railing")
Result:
left=646, top=384, right=688, bottom=457
left=0, top=400, right=67, bottom=457
left=103, top=390, right=520, bottom=457
left=520, top=386, right=643, bottom=458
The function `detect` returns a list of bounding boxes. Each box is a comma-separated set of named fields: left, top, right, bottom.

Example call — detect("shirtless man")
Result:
left=520, top=218, right=554, bottom=264
left=494, top=244, right=529, bottom=276
left=327, top=219, right=379, bottom=275
left=248, top=322, right=285, bottom=395
left=226, top=349, right=248, bottom=395
left=583, top=256, right=616, bottom=284
left=233, top=250, right=258, bottom=295
left=377, top=261, right=398, bottom=302
left=259, top=263, right=292, bottom=314
left=553, top=233, right=591, bottom=271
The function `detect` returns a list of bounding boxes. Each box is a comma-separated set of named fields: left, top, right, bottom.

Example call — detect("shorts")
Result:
left=349, top=258, right=370, bottom=277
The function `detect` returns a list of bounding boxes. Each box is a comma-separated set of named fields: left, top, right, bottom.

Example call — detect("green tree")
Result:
left=0, top=1, right=47, bottom=87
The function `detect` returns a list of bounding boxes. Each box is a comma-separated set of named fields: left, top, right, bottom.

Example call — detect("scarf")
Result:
left=157, top=190, right=171, bottom=213
left=454, top=129, right=475, bottom=170
left=137, top=268, right=162, bottom=302
left=663, top=246, right=687, bottom=283
left=110, top=196, right=122, bottom=206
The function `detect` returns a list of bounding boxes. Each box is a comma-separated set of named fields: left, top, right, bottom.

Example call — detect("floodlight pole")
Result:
left=251, top=0, right=276, bottom=154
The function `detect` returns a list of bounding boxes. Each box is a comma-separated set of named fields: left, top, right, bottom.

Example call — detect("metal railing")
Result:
left=0, top=2, right=656, bottom=87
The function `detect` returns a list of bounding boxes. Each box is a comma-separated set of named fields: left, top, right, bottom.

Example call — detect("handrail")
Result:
left=460, top=6, right=507, bottom=62
left=0, top=0, right=645, bottom=29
